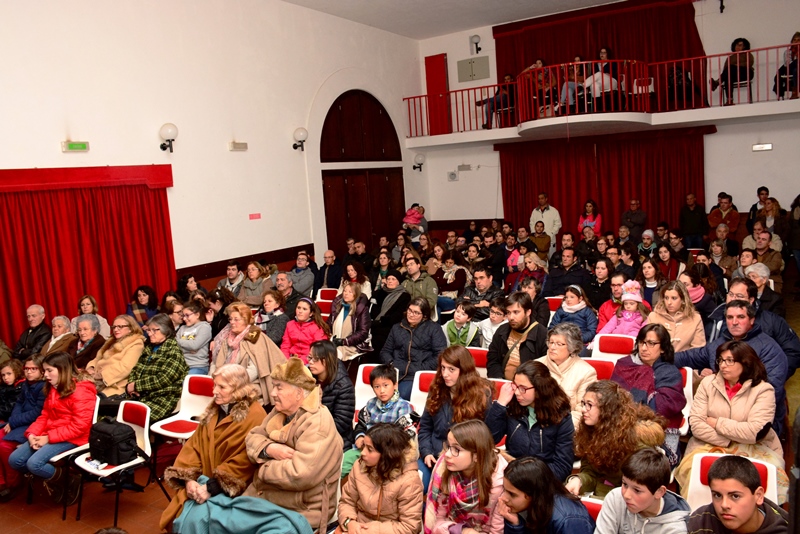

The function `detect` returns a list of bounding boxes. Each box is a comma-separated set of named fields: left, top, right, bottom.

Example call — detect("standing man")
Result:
left=217, top=260, right=245, bottom=297
left=405, top=205, right=428, bottom=248
left=313, top=250, right=342, bottom=298
left=621, top=199, right=647, bottom=244
left=746, top=186, right=770, bottom=234
left=707, top=193, right=740, bottom=242
left=530, top=192, right=562, bottom=258
left=678, top=193, right=708, bottom=249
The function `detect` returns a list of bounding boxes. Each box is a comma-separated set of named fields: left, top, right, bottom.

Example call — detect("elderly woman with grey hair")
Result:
left=746, top=263, right=785, bottom=317
left=41, top=315, right=78, bottom=357
left=535, top=322, right=598, bottom=427
left=73, top=314, right=106, bottom=369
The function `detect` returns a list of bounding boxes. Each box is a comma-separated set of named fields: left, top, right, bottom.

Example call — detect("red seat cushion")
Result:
left=679, top=367, right=687, bottom=388
left=582, top=500, right=602, bottom=520
left=188, top=376, right=215, bottom=396
left=547, top=298, right=562, bottom=311
left=587, top=360, right=615, bottom=380
left=122, top=402, right=148, bottom=427
left=159, top=419, right=199, bottom=434
left=419, top=373, right=435, bottom=393
left=468, top=348, right=488, bottom=368
left=361, top=365, right=377, bottom=385
left=317, top=301, right=332, bottom=314
left=598, top=335, right=634, bottom=354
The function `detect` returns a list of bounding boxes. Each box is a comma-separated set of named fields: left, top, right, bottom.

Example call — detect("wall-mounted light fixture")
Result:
left=159, top=123, right=178, bottom=152
left=293, top=127, right=308, bottom=151
left=413, top=154, right=425, bottom=172
left=470, top=35, right=481, bottom=55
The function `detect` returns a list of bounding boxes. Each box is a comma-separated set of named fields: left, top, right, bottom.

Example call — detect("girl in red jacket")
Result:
left=9, top=351, right=96, bottom=503
left=280, top=298, right=330, bottom=363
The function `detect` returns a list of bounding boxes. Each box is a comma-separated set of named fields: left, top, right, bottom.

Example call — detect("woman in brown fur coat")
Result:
left=159, top=364, right=267, bottom=531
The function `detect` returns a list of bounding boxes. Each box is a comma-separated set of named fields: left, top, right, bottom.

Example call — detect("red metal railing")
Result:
left=403, top=43, right=800, bottom=138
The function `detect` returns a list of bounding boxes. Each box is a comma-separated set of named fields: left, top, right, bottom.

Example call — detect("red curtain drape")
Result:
left=497, top=127, right=714, bottom=239
left=0, top=166, right=175, bottom=347
left=493, top=0, right=705, bottom=82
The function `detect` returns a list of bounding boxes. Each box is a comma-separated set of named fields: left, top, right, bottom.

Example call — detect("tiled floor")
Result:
left=0, top=467, right=170, bottom=534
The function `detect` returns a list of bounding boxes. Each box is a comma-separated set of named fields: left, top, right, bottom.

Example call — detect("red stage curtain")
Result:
left=497, top=127, right=714, bottom=240
left=493, top=0, right=705, bottom=82
left=0, top=166, right=175, bottom=347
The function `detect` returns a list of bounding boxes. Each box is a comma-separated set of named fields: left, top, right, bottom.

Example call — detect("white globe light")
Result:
left=160, top=123, right=178, bottom=140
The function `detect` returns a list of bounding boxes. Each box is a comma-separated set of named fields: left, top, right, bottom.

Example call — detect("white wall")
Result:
left=694, top=0, right=800, bottom=54
left=0, top=0, right=421, bottom=268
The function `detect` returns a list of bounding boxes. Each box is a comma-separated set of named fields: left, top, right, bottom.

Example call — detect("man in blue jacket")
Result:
left=676, top=300, right=788, bottom=437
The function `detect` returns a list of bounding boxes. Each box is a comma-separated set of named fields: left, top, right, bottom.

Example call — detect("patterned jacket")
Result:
left=128, top=338, right=188, bottom=422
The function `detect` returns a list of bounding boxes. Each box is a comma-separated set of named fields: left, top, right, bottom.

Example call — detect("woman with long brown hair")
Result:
left=418, top=346, right=492, bottom=492
left=565, top=380, right=666, bottom=499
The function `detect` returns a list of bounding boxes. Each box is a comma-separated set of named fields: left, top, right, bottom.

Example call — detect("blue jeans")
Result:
left=418, top=458, right=434, bottom=494
left=560, top=81, right=578, bottom=104
left=482, top=93, right=509, bottom=126
left=398, top=380, right=413, bottom=402
left=9, top=441, right=77, bottom=479
left=437, top=296, right=456, bottom=323
left=187, top=366, right=209, bottom=376
left=685, top=234, right=704, bottom=249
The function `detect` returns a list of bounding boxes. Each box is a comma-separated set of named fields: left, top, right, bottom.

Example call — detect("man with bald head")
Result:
left=13, top=304, right=50, bottom=359
left=313, top=250, right=342, bottom=299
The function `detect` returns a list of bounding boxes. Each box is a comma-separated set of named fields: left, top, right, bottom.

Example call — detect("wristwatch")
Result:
left=342, top=518, right=353, bottom=531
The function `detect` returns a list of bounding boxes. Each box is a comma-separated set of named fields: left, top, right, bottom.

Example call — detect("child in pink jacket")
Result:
left=598, top=280, right=648, bottom=337
left=280, top=298, right=330, bottom=363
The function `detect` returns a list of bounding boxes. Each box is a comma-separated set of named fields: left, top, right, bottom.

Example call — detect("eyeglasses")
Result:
left=512, top=382, right=534, bottom=394
left=181, top=312, right=196, bottom=319
left=638, top=340, right=660, bottom=348
left=407, top=310, right=422, bottom=316
left=307, top=356, right=321, bottom=364
left=489, top=310, right=505, bottom=317
left=23, top=367, right=39, bottom=372
left=717, top=358, right=737, bottom=367
left=548, top=340, right=567, bottom=348
left=148, top=328, right=161, bottom=334
left=727, top=291, right=748, bottom=300
left=111, top=325, right=130, bottom=331
left=580, top=400, right=597, bottom=410
left=442, top=443, right=464, bottom=457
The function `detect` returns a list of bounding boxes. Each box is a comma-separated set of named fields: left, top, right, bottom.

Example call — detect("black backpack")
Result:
left=88, top=418, right=141, bottom=465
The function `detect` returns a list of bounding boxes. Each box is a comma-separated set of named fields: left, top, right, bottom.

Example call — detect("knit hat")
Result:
left=642, top=229, right=654, bottom=240
left=620, top=280, right=643, bottom=303
left=385, top=269, right=405, bottom=282
left=271, top=357, right=317, bottom=391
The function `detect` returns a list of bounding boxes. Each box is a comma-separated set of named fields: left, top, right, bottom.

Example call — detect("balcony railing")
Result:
left=403, top=42, right=800, bottom=138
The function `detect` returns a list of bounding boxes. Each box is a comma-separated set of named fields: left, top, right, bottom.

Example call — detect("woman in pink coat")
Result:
left=280, top=298, right=330, bottom=363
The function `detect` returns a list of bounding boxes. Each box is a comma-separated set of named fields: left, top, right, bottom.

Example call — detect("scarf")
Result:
left=659, top=258, right=679, bottom=280
left=341, top=302, right=351, bottom=322
left=377, top=390, right=400, bottom=411
left=211, top=324, right=232, bottom=361
left=224, top=327, right=251, bottom=365
left=375, top=285, right=406, bottom=322
left=441, top=265, right=473, bottom=299
left=129, top=301, right=151, bottom=326
left=561, top=300, right=587, bottom=314
left=687, top=284, right=705, bottom=304
left=223, top=272, right=245, bottom=293
left=424, top=457, right=487, bottom=534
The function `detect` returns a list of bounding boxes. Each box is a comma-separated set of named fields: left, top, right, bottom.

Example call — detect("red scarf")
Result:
left=659, top=259, right=679, bottom=281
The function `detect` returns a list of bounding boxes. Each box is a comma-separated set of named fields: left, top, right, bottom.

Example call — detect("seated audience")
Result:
left=13, top=305, right=50, bottom=360
left=476, top=297, right=507, bottom=349
left=499, top=456, right=595, bottom=534
left=655, top=244, right=685, bottom=281
left=126, top=286, right=159, bottom=326
left=730, top=247, right=757, bottom=280
left=369, top=270, right=411, bottom=354
left=424, top=420, right=507, bottom=534
left=773, top=31, right=800, bottom=100
left=177, top=274, right=207, bottom=302
left=289, top=252, right=314, bottom=298
left=380, top=297, right=447, bottom=401
left=542, top=248, right=591, bottom=297
left=9, top=352, right=95, bottom=505
left=687, top=455, right=789, bottom=534
left=217, top=260, right=245, bottom=297
left=281, top=298, right=329, bottom=363
left=314, top=250, right=343, bottom=298
left=487, top=361, right=574, bottom=482
left=339, top=260, right=373, bottom=300
left=597, top=273, right=630, bottom=331
left=461, top=266, right=505, bottom=323
left=72, top=314, right=106, bottom=370
left=69, top=295, right=111, bottom=338
left=708, top=239, right=738, bottom=280
left=594, top=448, right=690, bottom=534
left=530, top=221, right=551, bottom=262
left=566, top=381, right=666, bottom=499
left=274, top=271, right=304, bottom=320
left=692, top=255, right=727, bottom=303
left=549, top=285, right=598, bottom=343
left=307, top=341, right=355, bottom=451
left=647, top=281, right=705, bottom=351
left=743, top=219, right=784, bottom=253
left=715, top=223, right=740, bottom=257
left=518, top=277, right=550, bottom=326
left=368, top=250, right=394, bottom=292
left=240, top=261, right=274, bottom=307
left=85, top=315, right=144, bottom=400
left=253, top=289, right=290, bottom=347
left=636, top=258, right=667, bottom=308
left=638, top=229, right=657, bottom=258
left=206, top=287, right=236, bottom=338
left=328, top=283, right=372, bottom=360
left=513, top=252, right=546, bottom=292
left=0, top=360, right=23, bottom=423
left=164, top=300, right=185, bottom=330
left=611, top=324, right=686, bottom=466
left=487, top=292, right=548, bottom=380
left=40, top=316, right=78, bottom=357
left=753, top=232, right=784, bottom=293
left=443, top=300, right=481, bottom=347
left=675, top=341, right=788, bottom=504
left=431, top=250, right=471, bottom=316
left=679, top=270, right=717, bottom=325
left=711, top=38, right=755, bottom=106
left=338, top=423, right=423, bottom=534
left=159, top=364, right=267, bottom=531
left=598, top=280, right=648, bottom=337
left=126, top=314, right=188, bottom=422
left=176, top=301, right=212, bottom=375
left=424, top=242, right=446, bottom=275
left=746, top=263, right=785, bottom=318
left=0, top=355, right=45, bottom=501
left=586, top=258, right=613, bottom=310
left=402, top=256, right=438, bottom=319
left=244, top=357, right=344, bottom=533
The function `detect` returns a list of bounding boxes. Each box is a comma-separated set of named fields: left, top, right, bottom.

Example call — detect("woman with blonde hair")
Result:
left=647, top=281, right=705, bottom=351
left=85, top=315, right=145, bottom=399
left=160, top=364, right=267, bottom=531
left=239, top=261, right=274, bottom=308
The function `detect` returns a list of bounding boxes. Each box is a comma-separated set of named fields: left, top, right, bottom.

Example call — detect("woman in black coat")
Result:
left=369, top=270, right=411, bottom=355
left=308, top=341, right=356, bottom=451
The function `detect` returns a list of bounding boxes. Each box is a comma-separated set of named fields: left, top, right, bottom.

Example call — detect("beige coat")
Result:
left=339, top=445, right=423, bottom=534
left=85, top=334, right=145, bottom=396
left=687, top=373, right=782, bottom=458
left=244, top=386, right=343, bottom=532
left=536, top=354, right=597, bottom=428
left=647, top=308, right=705, bottom=352
left=212, top=327, right=287, bottom=404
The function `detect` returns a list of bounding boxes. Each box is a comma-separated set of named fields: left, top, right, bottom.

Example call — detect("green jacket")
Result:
left=402, top=272, right=438, bottom=316
left=128, top=338, right=188, bottom=422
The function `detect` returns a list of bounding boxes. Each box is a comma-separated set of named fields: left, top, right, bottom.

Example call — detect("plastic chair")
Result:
left=685, top=453, right=777, bottom=511
left=586, top=359, right=615, bottom=381
left=633, top=77, right=655, bottom=94
left=467, top=347, right=489, bottom=377
left=546, top=297, right=563, bottom=311
left=581, top=496, right=604, bottom=520
left=74, top=401, right=153, bottom=527
left=151, top=374, right=215, bottom=439
left=678, top=367, right=693, bottom=436
left=317, top=300, right=333, bottom=315
left=410, top=371, right=436, bottom=414
left=592, top=334, right=636, bottom=362
left=488, top=379, right=511, bottom=448
left=317, top=288, right=338, bottom=301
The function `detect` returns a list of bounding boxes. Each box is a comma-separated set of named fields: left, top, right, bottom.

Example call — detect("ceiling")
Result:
left=280, top=0, right=623, bottom=40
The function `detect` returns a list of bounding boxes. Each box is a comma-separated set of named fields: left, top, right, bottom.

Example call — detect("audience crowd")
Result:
left=0, top=185, right=797, bottom=534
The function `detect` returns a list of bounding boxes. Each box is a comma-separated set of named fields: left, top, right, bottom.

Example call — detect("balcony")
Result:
left=403, top=43, right=800, bottom=149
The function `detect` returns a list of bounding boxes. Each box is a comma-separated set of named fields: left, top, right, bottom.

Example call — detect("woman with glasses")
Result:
left=163, top=300, right=185, bottom=330
left=610, top=324, right=685, bottom=466
left=565, top=380, right=666, bottom=499
left=674, top=341, right=788, bottom=503
left=487, top=360, right=574, bottom=482
left=536, top=323, right=597, bottom=428
left=307, top=341, right=355, bottom=451
left=176, top=301, right=213, bottom=375
left=85, top=315, right=145, bottom=400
